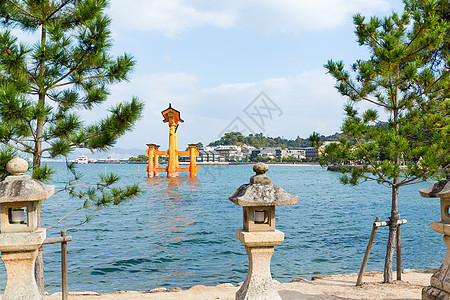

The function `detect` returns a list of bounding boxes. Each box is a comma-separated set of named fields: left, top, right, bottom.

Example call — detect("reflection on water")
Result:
left=145, top=176, right=199, bottom=245
left=0, top=164, right=444, bottom=294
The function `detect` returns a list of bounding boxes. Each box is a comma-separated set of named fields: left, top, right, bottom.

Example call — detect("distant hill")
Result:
left=208, top=132, right=344, bottom=148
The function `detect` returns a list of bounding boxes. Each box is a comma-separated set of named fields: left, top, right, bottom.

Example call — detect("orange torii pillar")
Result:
left=188, top=144, right=198, bottom=177
left=146, top=104, right=199, bottom=178
left=146, top=144, right=155, bottom=177
left=146, top=144, right=163, bottom=177
left=163, top=105, right=183, bottom=177
left=154, top=145, right=160, bottom=177
left=167, top=119, right=178, bottom=177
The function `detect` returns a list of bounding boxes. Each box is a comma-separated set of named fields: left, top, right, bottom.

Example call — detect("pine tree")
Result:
left=308, top=131, right=323, bottom=148
left=0, top=0, right=144, bottom=292
left=324, top=0, right=449, bottom=283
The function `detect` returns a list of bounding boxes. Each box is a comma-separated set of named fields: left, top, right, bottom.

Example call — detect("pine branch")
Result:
left=366, top=176, right=393, bottom=186
left=406, top=20, right=427, bottom=49
left=41, top=129, right=106, bottom=152
left=45, top=0, right=73, bottom=22
left=52, top=74, right=108, bottom=89
left=49, top=48, right=94, bottom=89
left=1, top=141, right=25, bottom=153
left=6, top=0, right=38, bottom=19
left=400, top=150, right=450, bottom=186
left=45, top=194, right=97, bottom=230
left=342, top=77, right=390, bottom=108
left=9, top=137, right=30, bottom=150
left=27, top=121, right=36, bottom=140
left=353, top=137, right=391, bottom=185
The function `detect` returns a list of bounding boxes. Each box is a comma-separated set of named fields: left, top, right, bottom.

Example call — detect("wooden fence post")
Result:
left=61, top=230, right=68, bottom=300
left=356, top=217, right=380, bottom=286
left=396, top=215, right=402, bottom=281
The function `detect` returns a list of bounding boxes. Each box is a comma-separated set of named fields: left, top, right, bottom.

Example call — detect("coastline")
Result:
left=54, top=161, right=322, bottom=167
left=44, top=269, right=433, bottom=300
left=196, top=162, right=322, bottom=167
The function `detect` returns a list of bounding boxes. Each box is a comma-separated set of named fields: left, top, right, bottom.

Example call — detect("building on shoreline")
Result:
left=276, top=148, right=306, bottom=160
left=179, top=149, right=224, bottom=163
left=250, top=147, right=281, bottom=160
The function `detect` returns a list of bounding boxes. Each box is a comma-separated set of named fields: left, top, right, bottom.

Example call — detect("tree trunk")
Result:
left=34, top=108, right=45, bottom=295
left=384, top=65, right=401, bottom=283
left=384, top=183, right=399, bottom=283
left=34, top=105, right=45, bottom=295
left=34, top=23, right=47, bottom=296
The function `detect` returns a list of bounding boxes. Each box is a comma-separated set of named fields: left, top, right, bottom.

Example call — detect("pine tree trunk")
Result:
left=384, top=66, right=401, bottom=283
left=34, top=24, right=47, bottom=296
left=34, top=102, right=45, bottom=295
left=384, top=184, right=399, bottom=283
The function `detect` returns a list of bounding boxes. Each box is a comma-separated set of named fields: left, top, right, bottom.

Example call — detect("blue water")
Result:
left=0, top=164, right=445, bottom=293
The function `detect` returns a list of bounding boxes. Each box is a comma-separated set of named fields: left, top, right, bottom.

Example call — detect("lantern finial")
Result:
left=6, top=157, right=28, bottom=176
left=250, top=162, right=271, bottom=185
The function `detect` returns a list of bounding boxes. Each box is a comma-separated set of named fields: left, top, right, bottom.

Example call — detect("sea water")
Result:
left=0, top=163, right=444, bottom=293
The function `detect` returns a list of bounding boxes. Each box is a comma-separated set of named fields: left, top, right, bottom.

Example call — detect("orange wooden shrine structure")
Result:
left=145, top=104, right=199, bottom=178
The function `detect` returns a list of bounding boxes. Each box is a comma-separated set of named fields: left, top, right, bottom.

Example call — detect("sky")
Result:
left=16, top=0, right=407, bottom=151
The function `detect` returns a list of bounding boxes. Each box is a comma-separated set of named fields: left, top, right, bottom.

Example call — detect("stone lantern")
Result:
left=419, top=179, right=450, bottom=299
left=0, top=157, right=54, bottom=300
left=229, top=163, right=297, bottom=300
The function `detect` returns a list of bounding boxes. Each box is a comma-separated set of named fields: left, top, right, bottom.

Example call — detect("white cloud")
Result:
left=110, top=0, right=392, bottom=37
left=109, top=0, right=237, bottom=38
left=237, top=0, right=391, bottom=34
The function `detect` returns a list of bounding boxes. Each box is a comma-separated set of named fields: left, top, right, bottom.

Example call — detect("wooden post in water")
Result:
left=61, top=230, right=68, bottom=300
left=356, top=216, right=380, bottom=286
left=396, top=215, right=402, bottom=281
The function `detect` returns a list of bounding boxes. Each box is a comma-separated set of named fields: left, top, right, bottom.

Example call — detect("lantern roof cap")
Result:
left=419, top=180, right=450, bottom=199
left=0, top=158, right=54, bottom=203
left=229, top=163, right=298, bottom=206
left=161, top=103, right=184, bottom=123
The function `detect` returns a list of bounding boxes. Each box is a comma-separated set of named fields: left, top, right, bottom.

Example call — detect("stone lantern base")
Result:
left=423, top=286, right=450, bottom=299
left=422, top=224, right=450, bottom=300
left=236, top=229, right=284, bottom=300
left=0, top=229, right=46, bottom=300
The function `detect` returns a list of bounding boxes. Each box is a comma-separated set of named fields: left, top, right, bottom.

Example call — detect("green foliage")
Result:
left=308, top=131, right=323, bottom=148
left=32, top=163, right=55, bottom=182
left=0, top=0, right=144, bottom=173
left=323, top=0, right=449, bottom=282
left=129, top=154, right=148, bottom=162
left=50, top=166, right=142, bottom=228
left=0, top=1, right=144, bottom=224
left=250, top=156, right=277, bottom=163
left=185, top=142, right=203, bottom=151
left=209, top=131, right=343, bottom=148
left=281, top=156, right=303, bottom=162
left=323, top=3, right=449, bottom=187
left=0, top=146, right=17, bottom=181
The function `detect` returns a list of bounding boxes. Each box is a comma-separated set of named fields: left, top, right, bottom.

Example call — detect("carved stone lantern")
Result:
left=419, top=179, right=450, bottom=299
left=0, top=157, right=54, bottom=299
left=229, top=163, right=297, bottom=300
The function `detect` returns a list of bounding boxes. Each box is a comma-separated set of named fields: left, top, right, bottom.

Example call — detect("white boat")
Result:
left=73, top=155, right=95, bottom=164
